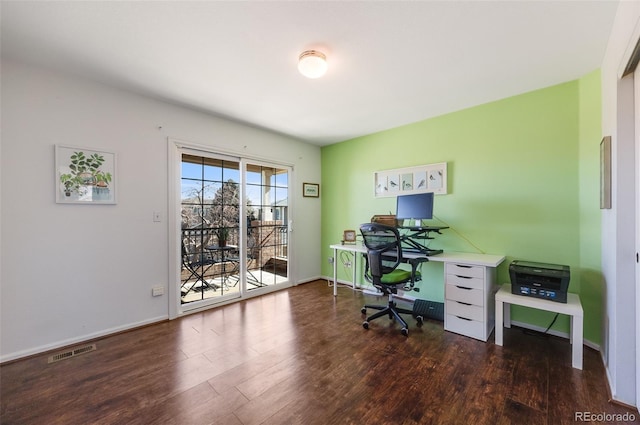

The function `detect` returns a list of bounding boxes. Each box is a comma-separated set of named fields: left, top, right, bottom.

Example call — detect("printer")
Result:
left=509, top=260, right=570, bottom=303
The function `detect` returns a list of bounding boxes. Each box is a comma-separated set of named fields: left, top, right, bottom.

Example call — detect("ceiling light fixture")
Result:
left=298, top=50, right=327, bottom=79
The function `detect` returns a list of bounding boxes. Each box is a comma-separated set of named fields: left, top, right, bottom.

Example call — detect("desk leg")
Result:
left=504, top=302, right=511, bottom=328
left=571, top=314, right=584, bottom=370
left=351, top=252, right=357, bottom=291
left=332, top=248, right=338, bottom=297
left=495, top=299, right=504, bottom=346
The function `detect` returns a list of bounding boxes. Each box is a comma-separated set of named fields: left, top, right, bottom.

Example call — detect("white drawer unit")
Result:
left=444, top=262, right=497, bottom=341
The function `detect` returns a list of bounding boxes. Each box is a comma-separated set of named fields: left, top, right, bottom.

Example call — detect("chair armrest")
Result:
left=407, top=257, right=429, bottom=267
left=402, top=257, right=428, bottom=291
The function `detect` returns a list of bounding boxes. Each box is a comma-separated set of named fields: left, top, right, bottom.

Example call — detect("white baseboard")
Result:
left=599, top=352, right=636, bottom=407
left=508, top=319, right=600, bottom=351
left=320, top=274, right=358, bottom=288
left=296, top=275, right=323, bottom=285
left=1, top=315, right=168, bottom=363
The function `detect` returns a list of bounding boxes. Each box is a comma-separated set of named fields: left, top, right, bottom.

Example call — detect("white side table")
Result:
left=495, top=284, right=584, bottom=370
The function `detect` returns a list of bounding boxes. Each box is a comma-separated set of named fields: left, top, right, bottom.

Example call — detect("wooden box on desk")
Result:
left=370, top=214, right=402, bottom=227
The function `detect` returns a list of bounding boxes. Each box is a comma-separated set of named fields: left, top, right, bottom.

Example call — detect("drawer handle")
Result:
left=456, top=301, right=472, bottom=306
left=456, top=315, right=472, bottom=321
left=455, top=275, right=472, bottom=279
left=455, top=285, right=473, bottom=290
left=455, top=264, right=472, bottom=268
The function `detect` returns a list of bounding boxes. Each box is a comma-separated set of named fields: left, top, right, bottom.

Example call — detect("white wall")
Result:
left=600, top=1, right=640, bottom=406
left=0, top=60, right=322, bottom=362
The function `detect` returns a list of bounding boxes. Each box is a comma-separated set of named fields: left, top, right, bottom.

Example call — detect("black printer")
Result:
left=509, top=260, right=570, bottom=303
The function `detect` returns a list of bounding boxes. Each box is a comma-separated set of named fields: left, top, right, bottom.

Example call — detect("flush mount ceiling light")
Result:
left=298, top=50, right=327, bottom=79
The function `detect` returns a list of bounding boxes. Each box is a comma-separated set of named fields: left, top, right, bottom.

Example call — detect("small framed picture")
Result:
left=342, top=229, right=357, bottom=244
left=303, top=182, right=320, bottom=198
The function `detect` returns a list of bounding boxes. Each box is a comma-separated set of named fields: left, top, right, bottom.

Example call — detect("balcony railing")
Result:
left=180, top=221, right=288, bottom=303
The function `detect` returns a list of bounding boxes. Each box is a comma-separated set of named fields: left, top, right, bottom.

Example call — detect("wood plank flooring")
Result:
left=1, top=280, right=638, bottom=425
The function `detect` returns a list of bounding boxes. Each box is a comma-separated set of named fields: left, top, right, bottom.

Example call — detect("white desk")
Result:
left=330, top=243, right=505, bottom=341
left=495, top=284, right=583, bottom=369
left=330, top=244, right=504, bottom=294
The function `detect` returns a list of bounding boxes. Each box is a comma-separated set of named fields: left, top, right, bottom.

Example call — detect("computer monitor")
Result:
left=396, top=193, right=434, bottom=226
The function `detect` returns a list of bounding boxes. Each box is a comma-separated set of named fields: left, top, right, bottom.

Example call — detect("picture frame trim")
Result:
left=303, top=182, right=320, bottom=198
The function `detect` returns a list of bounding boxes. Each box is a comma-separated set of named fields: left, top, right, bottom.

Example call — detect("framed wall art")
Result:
left=303, top=182, right=320, bottom=198
left=374, top=162, right=447, bottom=198
left=55, top=145, right=117, bottom=204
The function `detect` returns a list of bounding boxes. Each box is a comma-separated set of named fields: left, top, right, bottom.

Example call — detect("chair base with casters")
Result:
left=361, top=292, right=424, bottom=337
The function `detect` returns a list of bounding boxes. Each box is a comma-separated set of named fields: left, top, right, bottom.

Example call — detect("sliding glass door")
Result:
left=176, top=147, right=291, bottom=311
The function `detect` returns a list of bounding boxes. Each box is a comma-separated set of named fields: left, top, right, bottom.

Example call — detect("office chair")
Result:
left=359, top=223, right=428, bottom=336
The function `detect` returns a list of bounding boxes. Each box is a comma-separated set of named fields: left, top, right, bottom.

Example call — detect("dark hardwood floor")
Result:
left=1, top=280, right=638, bottom=425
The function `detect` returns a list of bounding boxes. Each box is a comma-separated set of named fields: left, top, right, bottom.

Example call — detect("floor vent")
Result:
left=48, top=343, right=96, bottom=364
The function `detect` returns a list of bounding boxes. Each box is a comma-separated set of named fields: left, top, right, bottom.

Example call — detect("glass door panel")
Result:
left=180, top=154, right=241, bottom=305
left=245, top=163, right=289, bottom=291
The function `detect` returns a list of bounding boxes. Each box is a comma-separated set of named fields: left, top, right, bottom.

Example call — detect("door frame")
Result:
left=168, top=138, right=295, bottom=319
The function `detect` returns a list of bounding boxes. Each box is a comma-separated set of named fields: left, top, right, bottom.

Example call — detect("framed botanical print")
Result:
left=55, top=145, right=116, bottom=204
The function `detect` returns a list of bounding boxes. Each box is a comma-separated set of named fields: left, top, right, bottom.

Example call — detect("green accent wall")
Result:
left=321, top=71, right=603, bottom=346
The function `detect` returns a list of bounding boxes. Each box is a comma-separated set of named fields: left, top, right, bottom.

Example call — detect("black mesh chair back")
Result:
left=360, top=223, right=403, bottom=285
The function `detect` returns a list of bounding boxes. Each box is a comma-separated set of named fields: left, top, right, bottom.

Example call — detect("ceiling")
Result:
left=1, top=1, right=619, bottom=146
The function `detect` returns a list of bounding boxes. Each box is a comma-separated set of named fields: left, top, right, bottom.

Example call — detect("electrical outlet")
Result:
left=153, top=212, right=162, bottom=222
left=152, top=286, right=164, bottom=296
